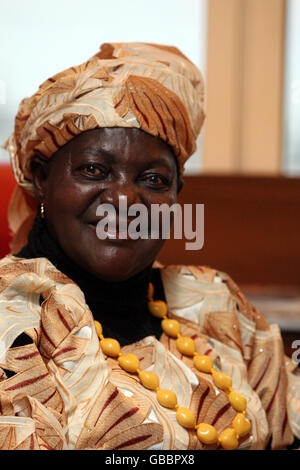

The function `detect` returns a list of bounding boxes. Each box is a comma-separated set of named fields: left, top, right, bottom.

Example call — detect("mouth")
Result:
left=87, top=219, right=134, bottom=241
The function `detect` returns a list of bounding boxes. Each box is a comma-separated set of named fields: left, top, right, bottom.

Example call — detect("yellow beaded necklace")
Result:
left=94, top=282, right=251, bottom=450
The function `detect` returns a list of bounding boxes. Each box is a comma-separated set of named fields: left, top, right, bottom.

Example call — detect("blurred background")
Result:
left=0, top=0, right=299, bottom=353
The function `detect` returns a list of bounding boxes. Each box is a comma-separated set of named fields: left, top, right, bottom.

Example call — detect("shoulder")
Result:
left=0, top=254, right=75, bottom=289
left=156, top=261, right=268, bottom=329
left=0, top=253, right=87, bottom=349
left=156, top=261, right=233, bottom=293
left=155, top=260, right=219, bottom=284
left=0, top=253, right=45, bottom=274
left=156, top=260, right=248, bottom=301
left=157, top=262, right=233, bottom=303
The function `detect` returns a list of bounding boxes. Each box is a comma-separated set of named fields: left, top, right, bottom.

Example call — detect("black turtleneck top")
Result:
left=15, top=214, right=164, bottom=346
left=11, top=216, right=300, bottom=450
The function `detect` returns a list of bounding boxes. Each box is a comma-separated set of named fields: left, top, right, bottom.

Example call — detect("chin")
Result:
left=84, top=260, right=141, bottom=282
left=64, top=229, right=162, bottom=281
left=73, top=244, right=145, bottom=282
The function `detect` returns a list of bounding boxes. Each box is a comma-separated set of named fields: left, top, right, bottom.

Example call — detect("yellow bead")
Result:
left=156, top=389, right=177, bottom=409
left=148, top=282, right=154, bottom=300
left=218, top=428, right=239, bottom=450
left=212, top=370, right=232, bottom=391
left=176, top=336, right=196, bottom=356
left=193, top=354, right=213, bottom=373
left=176, top=407, right=196, bottom=429
left=118, top=353, right=140, bottom=373
left=138, top=370, right=159, bottom=390
left=148, top=300, right=168, bottom=318
left=229, top=391, right=247, bottom=412
left=94, top=320, right=103, bottom=338
left=162, top=319, right=180, bottom=338
left=196, top=423, right=219, bottom=445
left=232, top=413, right=251, bottom=437
left=100, top=338, right=120, bottom=357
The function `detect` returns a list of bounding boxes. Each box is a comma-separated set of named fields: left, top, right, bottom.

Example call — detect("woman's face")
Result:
left=33, top=127, right=181, bottom=281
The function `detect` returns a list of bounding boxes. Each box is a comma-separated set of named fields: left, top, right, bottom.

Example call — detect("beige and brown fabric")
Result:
left=4, top=42, right=205, bottom=253
left=0, top=256, right=298, bottom=450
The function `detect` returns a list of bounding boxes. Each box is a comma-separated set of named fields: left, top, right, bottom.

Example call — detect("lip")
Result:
left=87, top=222, right=134, bottom=242
left=88, top=217, right=129, bottom=229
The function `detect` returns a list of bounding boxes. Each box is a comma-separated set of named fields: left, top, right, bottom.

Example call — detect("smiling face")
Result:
left=31, top=127, right=182, bottom=281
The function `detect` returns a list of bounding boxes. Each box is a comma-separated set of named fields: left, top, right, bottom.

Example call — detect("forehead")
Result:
left=51, top=127, right=177, bottom=170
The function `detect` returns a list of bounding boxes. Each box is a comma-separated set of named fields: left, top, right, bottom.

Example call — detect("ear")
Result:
left=30, top=155, right=50, bottom=203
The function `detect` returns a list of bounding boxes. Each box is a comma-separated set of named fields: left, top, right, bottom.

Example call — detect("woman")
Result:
left=1, top=42, right=299, bottom=450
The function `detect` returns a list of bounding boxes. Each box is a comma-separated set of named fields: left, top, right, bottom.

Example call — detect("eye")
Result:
left=77, top=163, right=106, bottom=179
left=141, top=173, right=169, bottom=189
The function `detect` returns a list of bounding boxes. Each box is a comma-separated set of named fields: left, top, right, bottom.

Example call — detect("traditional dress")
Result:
left=0, top=215, right=299, bottom=450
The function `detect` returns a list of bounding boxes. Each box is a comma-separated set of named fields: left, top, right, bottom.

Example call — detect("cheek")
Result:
left=143, top=189, right=178, bottom=227
left=144, top=185, right=178, bottom=206
left=44, top=176, right=95, bottom=233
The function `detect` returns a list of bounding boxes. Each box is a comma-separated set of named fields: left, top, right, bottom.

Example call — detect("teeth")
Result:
left=91, top=219, right=128, bottom=227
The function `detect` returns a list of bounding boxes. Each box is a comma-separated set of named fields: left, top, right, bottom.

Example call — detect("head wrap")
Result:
left=5, top=42, right=205, bottom=252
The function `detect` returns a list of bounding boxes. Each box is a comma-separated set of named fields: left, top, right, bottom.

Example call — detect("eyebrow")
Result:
left=79, top=147, right=174, bottom=171
left=142, top=157, right=174, bottom=172
left=80, top=147, right=117, bottom=163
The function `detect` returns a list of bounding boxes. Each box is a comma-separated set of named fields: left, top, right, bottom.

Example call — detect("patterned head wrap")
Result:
left=5, top=42, right=205, bottom=252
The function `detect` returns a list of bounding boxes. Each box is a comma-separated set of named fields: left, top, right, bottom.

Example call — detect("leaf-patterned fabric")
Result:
left=0, top=255, right=298, bottom=450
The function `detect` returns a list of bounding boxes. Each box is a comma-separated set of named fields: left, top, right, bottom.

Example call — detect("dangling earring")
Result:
left=40, top=202, right=45, bottom=219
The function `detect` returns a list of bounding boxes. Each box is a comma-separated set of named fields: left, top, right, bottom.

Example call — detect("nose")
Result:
left=99, top=181, right=142, bottom=212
